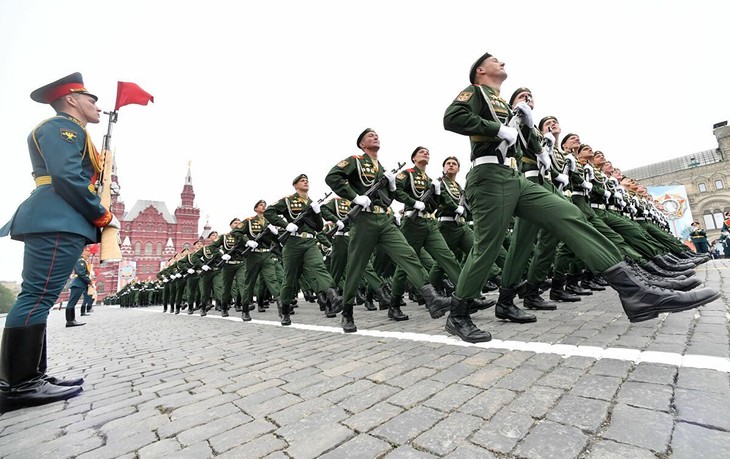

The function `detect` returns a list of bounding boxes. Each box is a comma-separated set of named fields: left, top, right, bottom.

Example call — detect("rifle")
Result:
left=557, top=148, right=576, bottom=194
left=326, top=162, right=406, bottom=238
left=278, top=191, right=332, bottom=246
left=239, top=224, right=276, bottom=257
left=407, top=177, right=443, bottom=222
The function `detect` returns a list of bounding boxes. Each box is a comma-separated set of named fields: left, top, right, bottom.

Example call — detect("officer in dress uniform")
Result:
left=0, top=73, right=120, bottom=411
left=65, top=246, right=93, bottom=327
left=690, top=222, right=709, bottom=254
left=441, top=52, right=719, bottom=343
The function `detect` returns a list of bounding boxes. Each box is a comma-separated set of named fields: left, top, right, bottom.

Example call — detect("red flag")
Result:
left=114, top=81, right=154, bottom=110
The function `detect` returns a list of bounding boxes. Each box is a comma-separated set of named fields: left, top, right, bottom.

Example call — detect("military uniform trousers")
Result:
left=198, top=269, right=217, bottom=306
left=456, top=163, right=622, bottom=301
left=640, top=221, right=689, bottom=255
left=65, top=286, right=85, bottom=312
left=279, top=237, right=335, bottom=306
left=344, top=213, right=429, bottom=312
left=222, top=261, right=246, bottom=307
left=242, top=251, right=280, bottom=304
left=595, top=209, right=664, bottom=260
left=330, top=234, right=386, bottom=290
left=571, top=197, right=644, bottom=263
left=212, top=270, right=224, bottom=305
left=391, top=217, right=462, bottom=298
left=5, top=233, right=86, bottom=328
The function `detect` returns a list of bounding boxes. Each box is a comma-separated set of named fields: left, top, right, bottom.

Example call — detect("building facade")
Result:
left=623, top=123, right=730, bottom=241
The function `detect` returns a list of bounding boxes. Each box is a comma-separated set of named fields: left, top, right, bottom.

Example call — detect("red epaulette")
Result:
left=351, top=155, right=363, bottom=159
left=406, top=168, right=415, bottom=173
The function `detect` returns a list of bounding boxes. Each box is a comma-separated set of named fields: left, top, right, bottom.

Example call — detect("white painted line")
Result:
left=126, top=307, right=730, bottom=374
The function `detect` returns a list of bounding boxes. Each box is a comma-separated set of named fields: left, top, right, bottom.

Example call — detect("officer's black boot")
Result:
left=326, top=288, right=344, bottom=315
left=175, top=303, right=181, bottom=314
left=277, top=300, right=291, bottom=326
left=355, top=288, right=366, bottom=305
left=420, top=284, right=450, bottom=319
left=549, top=277, right=581, bottom=302
left=163, top=305, right=168, bottom=313
left=641, top=261, right=689, bottom=279
left=469, top=296, right=496, bottom=314
left=341, top=304, right=357, bottom=333
left=80, top=304, right=87, bottom=316
left=363, top=290, right=377, bottom=311
left=221, top=303, right=230, bottom=317
left=495, top=287, right=536, bottom=323
left=602, top=261, right=720, bottom=322
left=186, top=302, right=194, bottom=315
left=241, top=305, right=251, bottom=321
left=0, top=324, right=82, bottom=412
left=523, top=282, right=557, bottom=310
left=65, top=308, right=85, bottom=327
left=652, top=255, right=696, bottom=271
left=580, top=273, right=606, bottom=291
left=387, top=296, right=409, bottom=321
left=258, top=296, right=267, bottom=313
left=565, top=273, right=592, bottom=296
left=200, top=301, right=208, bottom=317
left=39, top=332, right=83, bottom=387
left=317, top=292, right=327, bottom=312
left=442, top=279, right=456, bottom=296
left=445, top=295, right=492, bottom=343
left=374, top=286, right=391, bottom=310
left=625, top=259, right=701, bottom=291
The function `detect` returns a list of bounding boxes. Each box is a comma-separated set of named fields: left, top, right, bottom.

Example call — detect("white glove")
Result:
left=455, top=205, right=465, bottom=216
left=617, top=199, right=626, bottom=208
left=554, top=173, right=569, bottom=186
left=603, top=189, right=612, bottom=199
left=564, top=155, right=577, bottom=172
left=106, top=214, right=121, bottom=229
left=202, top=265, right=211, bottom=271
left=514, top=101, right=534, bottom=127
left=110, top=182, right=121, bottom=194
left=536, top=151, right=551, bottom=171
left=542, top=131, right=555, bottom=149
left=581, top=181, right=593, bottom=191
left=497, top=125, right=518, bottom=147
left=384, top=171, right=397, bottom=192
left=310, top=202, right=321, bottom=214
left=335, top=220, right=345, bottom=231
left=267, top=225, right=278, bottom=235
left=187, top=268, right=195, bottom=274
left=584, top=167, right=595, bottom=181
left=629, top=205, right=637, bottom=213
left=394, top=213, right=402, bottom=225
left=286, top=223, right=298, bottom=233
left=246, top=240, right=259, bottom=249
left=413, top=201, right=426, bottom=211
left=432, top=180, right=441, bottom=195
left=353, top=195, right=371, bottom=208
left=221, top=253, right=232, bottom=261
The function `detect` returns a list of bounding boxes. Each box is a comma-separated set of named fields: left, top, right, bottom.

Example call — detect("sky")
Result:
left=0, top=0, right=728, bottom=283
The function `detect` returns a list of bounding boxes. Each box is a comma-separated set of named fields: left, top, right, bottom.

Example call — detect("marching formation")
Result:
left=109, top=52, right=718, bottom=345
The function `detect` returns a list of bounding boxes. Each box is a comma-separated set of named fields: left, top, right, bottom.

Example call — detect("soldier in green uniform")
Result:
left=264, top=174, right=343, bottom=326
left=441, top=51, right=719, bottom=342
left=189, top=231, right=220, bottom=316
left=238, top=200, right=281, bottom=321
left=325, top=129, right=453, bottom=332
left=204, top=218, right=247, bottom=317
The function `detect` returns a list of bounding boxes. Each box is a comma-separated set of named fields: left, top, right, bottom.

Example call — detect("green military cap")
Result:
left=442, top=155, right=460, bottom=167
left=561, top=133, right=578, bottom=148
left=509, top=87, right=530, bottom=106
left=254, top=199, right=266, bottom=211
left=292, top=173, right=308, bottom=185
left=357, top=128, right=374, bottom=148
left=538, top=116, right=557, bottom=131
left=469, top=52, right=492, bottom=84
left=411, top=146, right=428, bottom=162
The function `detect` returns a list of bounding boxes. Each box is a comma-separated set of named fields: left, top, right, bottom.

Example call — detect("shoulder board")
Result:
left=406, top=168, right=415, bottom=173
left=246, top=216, right=254, bottom=221
left=351, top=155, right=363, bottom=159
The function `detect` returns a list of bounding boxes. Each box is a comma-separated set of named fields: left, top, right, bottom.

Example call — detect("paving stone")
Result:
left=370, top=405, right=445, bottom=445
left=320, top=433, right=392, bottom=458
left=274, top=406, right=349, bottom=442
left=513, top=420, right=588, bottom=459
left=342, top=402, right=404, bottom=433
left=505, top=385, right=564, bottom=419
left=459, top=366, right=511, bottom=390
left=589, top=358, right=633, bottom=377
left=386, top=379, right=447, bottom=409
left=490, top=351, right=535, bottom=368
left=384, top=445, right=438, bottom=458
left=137, top=438, right=181, bottom=458
left=422, top=383, right=481, bottom=413
left=470, top=409, right=535, bottom=454
left=389, top=366, right=439, bottom=389
left=159, top=440, right=213, bottom=458
left=285, top=423, right=354, bottom=458
left=412, top=412, right=483, bottom=456
left=676, top=367, right=730, bottom=394
left=569, top=374, right=622, bottom=401
left=585, top=440, right=656, bottom=459
left=458, top=387, right=517, bottom=421
left=76, top=430, right=158, bottom=459
left=322, top=379, right=376, bottom=404
left=627, top=363, right=677, bottom=385
left=670, top=421, right=730, bottom=459
left=217, top=434, right=287, bottom=459
left=546, top=395, right=610, bottom=432
left=157, top=402, right=243, bottom=439
left=5, top=429, right=103, bottom=459
left=616, top=381, right=672, bottom=412
left=675, top=388, right=730, bottom=431
left=209, top=419, right=277, bottom=454
left=340, top=382, right=401, bottom=413
left=601, top=404, right=673, bottom=453
left=538, top=365, right=586, bottom=389
left=442, top=444, right=497, bottom=458
left=176, top=411, right=251, bottom=446
left=494, top=367, right=544, bottom=392
left=296, top=375, right=354, bottom=400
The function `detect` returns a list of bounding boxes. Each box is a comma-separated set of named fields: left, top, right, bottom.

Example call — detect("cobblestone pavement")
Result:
left=1, top=259, right=729, bottom=458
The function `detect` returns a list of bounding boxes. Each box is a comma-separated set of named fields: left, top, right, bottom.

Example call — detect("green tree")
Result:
left=0, top=284, right=16, bottom=313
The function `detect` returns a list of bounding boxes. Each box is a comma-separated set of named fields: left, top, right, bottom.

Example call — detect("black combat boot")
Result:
left=580, top=273, right=606, bottom=291
left=317, top=292, right=327, bottom=311
left=442, top=279, right=456, bottom=296
left=419, top=284, right=450, bottom=319
left=495, top=287, right=536, bottom=323
left=258, top=296, right=267, bottom=313
left=549, top=277, right=581, bottom=302
left=373, top=286, right=391, bottom=310
left=593, top=276, right=609, bottom=287
left=341, top=303, right=357, bottom=333
left=1, top=324, right=83, bottom=412
left=241, top=305, right=251, bottom=321
left=565, top=273, right=592, bottom=296
left=363, top=290, right=377, bottom=311
left=625, top=259, right=701, bottom=291
left=221, top=303, right=230, bottom=318
left=387, top=296, right=409, bottom=321
left=445, top=296, right=492, bottom=343
left=652, top=255, right=696, bottom=271
left=65, top=308, right=85, bottom=327
left=469, top=296, right=496, bottom=314
left=200, top=301, right=209, bottom=317
left=641, top=261, right=689, bottom=279
left=39, top=332, right=83, bottom=387
left=326, top=288, right=344, bottom=315
left=162, top=305, right=168, bottom=313
left=186, top=302, right=194, bottom=315
left=602, top=261, right=720, bottom=322
left=522, top=283, right=557, bottom=310
left=277, top=300, right=291, bottom=326
left=303, top=290, right=317, bottom=303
